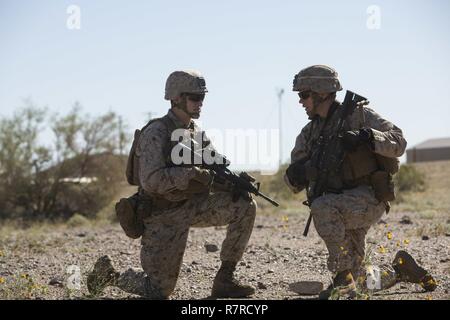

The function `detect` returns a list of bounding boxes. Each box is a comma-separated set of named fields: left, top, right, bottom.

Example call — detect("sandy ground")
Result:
left=0, top=209, right=449, bottom=300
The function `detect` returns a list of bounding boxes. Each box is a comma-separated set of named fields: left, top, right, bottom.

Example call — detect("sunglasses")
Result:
left=185, top=93, right=205, bottom=102
left=298, top=91, right=312, bottom=100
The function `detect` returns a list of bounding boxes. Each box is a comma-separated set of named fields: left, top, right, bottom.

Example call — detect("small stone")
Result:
left=239, top=261, right=246, bottom=266
left=267, top=269, right=274, bottom=274
left=76, top=233, right=86, bottom=237
left=257, top=282, right=267, bottom=290
left=422, top=235, right=430, bottom=240
left=48, top=278, right=64, bottom=287
left=204, top=243, right=219, bottom=253
left=191, top=261, right=199, bottom=265
left=378, top=219, right=387, bottom=225
left=400, top=215, right=413, bottom=225
left=256, top=225, right=264, bottom=229
left=186, top=267, right=192, bottom=273
left=289, top=281, right=323, bottom=295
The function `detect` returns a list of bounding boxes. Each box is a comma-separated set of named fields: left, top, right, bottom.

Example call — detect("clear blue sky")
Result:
left=1, top=0, right=449, bottom=170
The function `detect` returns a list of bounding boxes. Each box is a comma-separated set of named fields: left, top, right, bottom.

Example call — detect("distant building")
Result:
left=406, top=137, right=450, bottom=163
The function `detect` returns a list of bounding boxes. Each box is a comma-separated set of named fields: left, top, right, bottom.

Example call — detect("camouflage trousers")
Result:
left=116, top=191, right=257, bottom=298
left=311, top=185, right=386, bottom=275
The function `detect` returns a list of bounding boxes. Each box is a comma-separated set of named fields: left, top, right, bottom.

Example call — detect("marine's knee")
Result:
left=311, top=201, right=343, bottom=241
left=246, top=198, right=257, bottom=216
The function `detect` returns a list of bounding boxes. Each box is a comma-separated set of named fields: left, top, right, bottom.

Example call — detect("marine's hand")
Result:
left=342, top=128, right=373, bottom=152
left=231, top=187, right=252, bottom=203
left=286, top=159, right=308, bottom=188
left=192, top=167, right=213, bottom=186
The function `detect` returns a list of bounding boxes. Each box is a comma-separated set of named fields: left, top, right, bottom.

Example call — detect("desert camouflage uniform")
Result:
left=116, top=109, right=257, bottom=298
left=289, top=103, right=406, bottom=287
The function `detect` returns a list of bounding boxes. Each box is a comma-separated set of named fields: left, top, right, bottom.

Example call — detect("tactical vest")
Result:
left=310, top=105, right=399, bottom=202
left=126, top=115, right=178, bottom=186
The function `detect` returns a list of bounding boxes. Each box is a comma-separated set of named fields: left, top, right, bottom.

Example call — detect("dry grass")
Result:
left=391, top=160, right=450, bottom=216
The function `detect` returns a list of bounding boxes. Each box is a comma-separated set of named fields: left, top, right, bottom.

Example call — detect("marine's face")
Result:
left=298, top=91, right=315, bottom=118
left=184, top=93, right=205, bottom=119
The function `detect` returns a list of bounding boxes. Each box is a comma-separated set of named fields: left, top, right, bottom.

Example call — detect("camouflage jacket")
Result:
left=136, top=109, right=216, bottom=202
left=286, top=101, right=407, bottom=192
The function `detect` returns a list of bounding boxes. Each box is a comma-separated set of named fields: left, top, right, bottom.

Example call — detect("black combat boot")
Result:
left=392, top=250, right=437, bottom=292
left=87, top=255, right=120, bottom=296
left=318, top=270, right=356, bottom=300
left=211, top=261, right=255, bottom=298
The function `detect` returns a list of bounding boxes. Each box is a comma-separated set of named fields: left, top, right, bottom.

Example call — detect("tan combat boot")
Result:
left=392, top=250, right=437, bottom=292
left=87, top=255, right=120, bottom=296
left=318, top=270, right=356, bottom=300
left=211, top=261, right=255, bottom=298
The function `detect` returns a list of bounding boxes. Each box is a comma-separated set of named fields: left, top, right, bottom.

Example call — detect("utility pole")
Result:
left=118, top=115, right=124, bottom=155
left=146, top=111, right=156, bottom=122
left=276, top=88, right=284, bottom=167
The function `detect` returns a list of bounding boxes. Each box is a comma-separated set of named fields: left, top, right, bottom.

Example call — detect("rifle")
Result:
left=177, top=143, right=280, bottom=207
left=302, top=90, right=369, bottom=237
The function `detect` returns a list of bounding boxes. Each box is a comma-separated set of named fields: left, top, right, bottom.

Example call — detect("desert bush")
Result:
left=67, top=213, right=90, bottom=228
left=394, top=164, right=426, bottom=192
left=0, top=99, right=130, bottom=222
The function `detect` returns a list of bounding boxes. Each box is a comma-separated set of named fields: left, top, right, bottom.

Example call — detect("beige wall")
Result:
left=406, top=147, right=450, bottom=163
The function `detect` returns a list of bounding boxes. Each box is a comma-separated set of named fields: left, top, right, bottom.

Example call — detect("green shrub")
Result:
left=395, top=164, right=426, bottom=192
left=66, top=213, right=90, bottom=228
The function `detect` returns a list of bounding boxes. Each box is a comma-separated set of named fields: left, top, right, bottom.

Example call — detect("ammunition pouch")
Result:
left=342, top=145, right=396, bottom=202
left=370, top=170, right=395, bottom=202
left=115, top=193, right=146, bottom=239
left=115, top=192, right=186, bottom=239
left=342, top=145, right=378, bottom=182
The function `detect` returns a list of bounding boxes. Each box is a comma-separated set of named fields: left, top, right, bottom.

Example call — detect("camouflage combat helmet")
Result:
left=164, top=70, right=208, bottom=100
left=293, top=65, right=342, bottom=93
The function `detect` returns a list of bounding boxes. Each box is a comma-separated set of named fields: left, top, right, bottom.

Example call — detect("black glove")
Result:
left=341, top=128, right=374, bottom=152
left=231, top=186, right=252, bottom=203
left=286, top=158, right=308, bottom=188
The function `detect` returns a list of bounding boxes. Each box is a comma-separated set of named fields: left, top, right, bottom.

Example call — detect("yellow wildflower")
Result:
left=386, top=232, right=393, bottom=240
left=378, top=245, right=386, bottom=254
left=426, top=295, right=432, bottom=300
left=0, top=277, right=5, bottom=284
left=281, top=215, right=289, bottom=223
left=398, top=258, right=404, bottom=265
left=403, top=239, right=410, bottom=245
left=426, top=278, right=436, bottom=286
left=346, top=273, right=353, bottom=282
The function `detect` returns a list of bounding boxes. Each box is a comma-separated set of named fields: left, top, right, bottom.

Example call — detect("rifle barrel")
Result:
left=256, top=191, right=280, bottom=207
